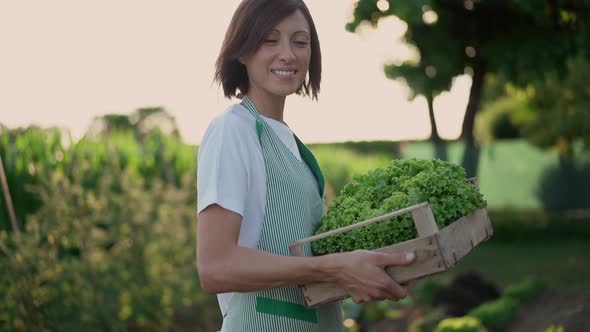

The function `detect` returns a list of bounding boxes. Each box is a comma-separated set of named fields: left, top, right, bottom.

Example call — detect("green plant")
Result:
left=503, top=279, right=543, bottom=304
left=467, top=297, right=519, bottom=331
left=435, top=316, right=487, bottom=332
left=0, top=168, right=218, bottom=331
left=408, top=309, right=447, bottom=332
left=414, top=279, right=445, bottom=307
left=312, top=158, right=486, bottom=255
left=0, top=126, right=197, bottom=232
left=475, top=95, right=528, bottom=143
left=545, top=325, right=565, bottom=332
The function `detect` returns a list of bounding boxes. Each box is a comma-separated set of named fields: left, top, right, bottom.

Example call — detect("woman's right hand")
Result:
left=325, top=250, right=415, bottom=304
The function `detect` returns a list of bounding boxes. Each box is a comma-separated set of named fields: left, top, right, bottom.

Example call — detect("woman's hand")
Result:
left=325, top=250, right=415, bottom=304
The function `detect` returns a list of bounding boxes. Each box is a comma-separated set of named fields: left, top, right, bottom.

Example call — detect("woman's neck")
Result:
left=244, top=90, right=286, bottom=124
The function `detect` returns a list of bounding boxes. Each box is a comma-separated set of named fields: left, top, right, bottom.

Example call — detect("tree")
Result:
left=347, top=0, right=589, bottom=176
left=384, top=61, right=454, bottom=160
left=86, top=107, right=179, bottom=140
left=519, top=55, right=590, bottom=157
left=477, top=54, right=590, bottom=157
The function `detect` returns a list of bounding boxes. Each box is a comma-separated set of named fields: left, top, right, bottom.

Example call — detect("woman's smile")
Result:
left=271, top=69, right=297, bottom=80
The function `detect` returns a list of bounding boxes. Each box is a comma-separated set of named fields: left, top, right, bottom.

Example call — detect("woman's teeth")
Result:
left=272, top=70, right=295, bottom=77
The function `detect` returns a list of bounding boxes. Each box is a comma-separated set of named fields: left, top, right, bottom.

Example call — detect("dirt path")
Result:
left=506, top=288, right=590, bottom=331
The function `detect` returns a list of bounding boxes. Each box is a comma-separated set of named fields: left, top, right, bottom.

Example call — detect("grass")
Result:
left=400, top=140, right=563, bottom=210
left=419, top=239, right=590, bottom=292
left=310, top=145, right=391, bottom=201
left=312, top=139, right=590, bottom=210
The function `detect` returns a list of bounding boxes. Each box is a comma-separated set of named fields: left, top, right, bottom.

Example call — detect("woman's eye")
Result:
left=295, top=41, right=309, bottom=46
left=264, top=39, right=278, bottom=43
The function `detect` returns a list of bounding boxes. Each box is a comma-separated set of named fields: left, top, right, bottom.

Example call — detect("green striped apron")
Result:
left=222, top=96, right=343, bottom=332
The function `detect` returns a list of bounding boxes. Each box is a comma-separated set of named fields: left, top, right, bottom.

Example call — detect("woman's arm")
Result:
left=196, top=204, right=415, bottom=303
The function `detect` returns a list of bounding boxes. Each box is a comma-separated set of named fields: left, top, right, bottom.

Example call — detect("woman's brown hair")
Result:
left=214, top=0, right=322, bottom=100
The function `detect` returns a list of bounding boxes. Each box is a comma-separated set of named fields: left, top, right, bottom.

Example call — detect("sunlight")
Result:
left=423, top=10, right=439, bottom=25
left=0, top=0, right=470, bottom=144
left=377, top=0, right=390, bottom=12
left=434, top=75, right=472, bottom=139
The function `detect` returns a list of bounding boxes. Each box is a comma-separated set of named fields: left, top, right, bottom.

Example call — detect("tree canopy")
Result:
left=347, top=0, right=589, bottom=144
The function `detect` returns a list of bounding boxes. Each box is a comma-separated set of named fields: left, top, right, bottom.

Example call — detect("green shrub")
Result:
left=312, top=158, right=487, bottom=255
left=0, top=126, right=197, bottom=232
left=408, top=309, right=447, bottom=332
left=545, top=325, right=565, bottom=332
left=503, top=279, right=543, bottom=304
left=0, top=169, right=218, bottom=332
left=467, top=297, right=519, bottom=331
left=475, top=95, right=528, bottom=143
left=435, top=316, right=487, bottom=332
left=414, top=279, right=445, bottom=307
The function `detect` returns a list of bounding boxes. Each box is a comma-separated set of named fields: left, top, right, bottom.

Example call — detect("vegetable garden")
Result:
left=1, top=126, right=589, bottom=331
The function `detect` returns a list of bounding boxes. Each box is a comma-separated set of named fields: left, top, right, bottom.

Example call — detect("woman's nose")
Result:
left=278, top=41, right=296, bottom=63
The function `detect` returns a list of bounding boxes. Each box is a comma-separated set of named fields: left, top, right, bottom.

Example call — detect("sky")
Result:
left=0, top=0, right=471, bottom=145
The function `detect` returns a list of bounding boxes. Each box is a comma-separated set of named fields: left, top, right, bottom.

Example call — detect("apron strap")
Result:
left=240, top=95, right=265, bottom=143
left=240, top=95, right=324, bottom=197
left=294, top=135, right=325, bottom=198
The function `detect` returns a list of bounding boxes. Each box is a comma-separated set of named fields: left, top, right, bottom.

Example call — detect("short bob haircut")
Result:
left=214, top=0, right=322, bottom=100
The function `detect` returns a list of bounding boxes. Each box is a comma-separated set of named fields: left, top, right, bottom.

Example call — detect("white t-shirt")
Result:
left=196, top=103, right=302, bottom=316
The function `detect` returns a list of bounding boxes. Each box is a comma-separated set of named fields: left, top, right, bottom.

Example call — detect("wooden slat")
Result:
left=381, top=236, right=446, bottom=283
left=436, top=208, right=493, bottom=268
left=288, top=242, right=305, bottom=257
left=289, top=202, right=429, bottom=248
left=411, top=203, right=439, bottom=238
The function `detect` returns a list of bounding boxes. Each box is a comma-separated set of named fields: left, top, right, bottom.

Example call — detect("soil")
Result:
left=506, top=288, right=590, bottom=332
left=363, top=288, right=590, bottom=332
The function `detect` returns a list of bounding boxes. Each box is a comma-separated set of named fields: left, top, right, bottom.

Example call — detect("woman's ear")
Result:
left=238, top=55, right=248, bottom=65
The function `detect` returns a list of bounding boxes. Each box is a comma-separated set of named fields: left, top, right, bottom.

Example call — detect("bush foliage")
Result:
left=0, top=156, right=219, bottom=331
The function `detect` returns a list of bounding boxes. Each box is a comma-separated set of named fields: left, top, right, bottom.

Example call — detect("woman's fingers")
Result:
left=335, top=250, right=415, bottom=304
left=374, top=251, right=416, bottom=268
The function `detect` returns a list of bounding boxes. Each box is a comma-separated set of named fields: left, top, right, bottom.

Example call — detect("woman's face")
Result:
left=241, top=10, right=312, bottom=99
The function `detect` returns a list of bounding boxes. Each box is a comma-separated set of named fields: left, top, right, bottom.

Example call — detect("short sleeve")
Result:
left=197, top=117, right=250, bottom=217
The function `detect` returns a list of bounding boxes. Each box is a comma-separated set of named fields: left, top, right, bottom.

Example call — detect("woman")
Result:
left=196, top=0, right=415, bottom=331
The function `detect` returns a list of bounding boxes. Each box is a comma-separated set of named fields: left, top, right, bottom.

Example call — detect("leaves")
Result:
left=0, top=169, right=219, bottom=331
left=312, top=159, right=486, bottom=255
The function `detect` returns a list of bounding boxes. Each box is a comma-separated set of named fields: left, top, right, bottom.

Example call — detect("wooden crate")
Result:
left=288, top=179, right=493, bottom=308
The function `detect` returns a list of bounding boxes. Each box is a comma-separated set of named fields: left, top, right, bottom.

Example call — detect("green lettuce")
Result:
left=312, top=159, right=487, bottom=255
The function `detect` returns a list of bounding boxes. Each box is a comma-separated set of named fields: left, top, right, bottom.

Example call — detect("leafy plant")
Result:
left=435, top=316, right=487, bottom=332
left=312, top=159, right=486, bottom=255
left=545, top=325, right=565, bottom=332
left=467, top=297, right=519, bottom=331
left=408, top=308, right=447, bottom=332
left=0, top=167, right=219, bottom=332
left=0, top=125, right=197, bottom=232
left=503, top=279, right=543, bottom=304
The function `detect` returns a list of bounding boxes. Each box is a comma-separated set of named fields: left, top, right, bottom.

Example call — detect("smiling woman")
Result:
left=214, top=0, right=321, bottom=104
left=196, top=1, right=416, bottom=332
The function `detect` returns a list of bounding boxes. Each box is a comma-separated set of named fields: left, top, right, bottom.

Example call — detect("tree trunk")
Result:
left=427, top=94, right=448, bottom=161
left=427, top=93, right=440, bottom=142
left=461, top=58, right=487, bottom=145
left=461, top=58, right=487, bottom=177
